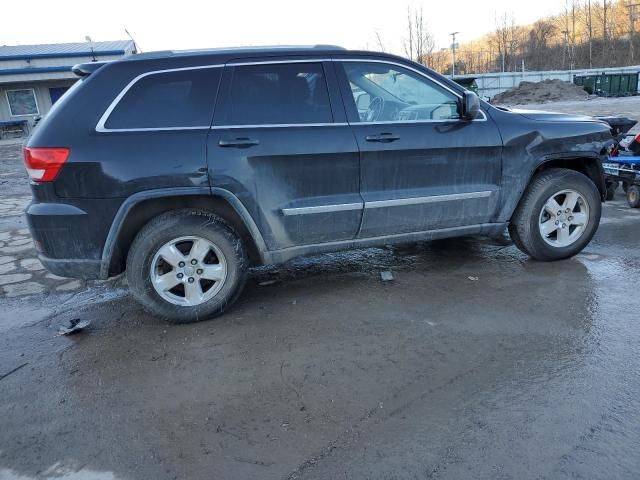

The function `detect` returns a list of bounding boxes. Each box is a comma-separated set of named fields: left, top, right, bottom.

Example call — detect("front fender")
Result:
left=488, top=108, right=613, bottom=223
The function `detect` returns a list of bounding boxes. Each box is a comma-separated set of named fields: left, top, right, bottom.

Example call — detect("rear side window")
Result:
left=105, top=68, right=221, bottom=129
left=222, top=63, right=333, bottom=126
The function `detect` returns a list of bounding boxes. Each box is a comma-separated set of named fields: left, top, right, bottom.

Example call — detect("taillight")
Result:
left=23, top=147, right=70, bottom=182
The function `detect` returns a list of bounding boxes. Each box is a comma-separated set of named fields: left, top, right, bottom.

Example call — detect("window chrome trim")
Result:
left=365, top=191, right=493, bottom=209
left=226, top=58, right=332, bottom=67
left=95, top=56, right=487, bottom=133
left=95, top=64, right=224, bottom=133
left=282, top=202, right=362, bottom=216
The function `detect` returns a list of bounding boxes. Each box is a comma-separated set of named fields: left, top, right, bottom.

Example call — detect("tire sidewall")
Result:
left=628, top=186, right=640, bottom=208
left=523, top=171, right=601, bottom=260
left=127, top=211, right=247, bottom=323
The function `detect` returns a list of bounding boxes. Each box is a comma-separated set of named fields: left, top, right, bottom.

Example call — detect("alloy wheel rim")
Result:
left=150, top=236, right=227, bottom=306
left=538, top=189, right=590, bottom=248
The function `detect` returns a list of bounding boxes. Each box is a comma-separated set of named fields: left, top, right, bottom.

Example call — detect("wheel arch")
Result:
left=530, top=154, right=606, bottom=201
left=100, top=187, right=269, bottom=279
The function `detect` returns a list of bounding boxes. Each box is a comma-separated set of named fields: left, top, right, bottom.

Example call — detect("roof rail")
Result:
left=313, top=45, right=346, bottom=50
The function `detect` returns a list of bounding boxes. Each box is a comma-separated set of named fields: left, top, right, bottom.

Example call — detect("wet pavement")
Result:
left=1, top=139, right=640, bottom=479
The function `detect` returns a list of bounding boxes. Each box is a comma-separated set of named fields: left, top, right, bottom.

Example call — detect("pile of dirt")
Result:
left=491, top=79, right=590, bottom=105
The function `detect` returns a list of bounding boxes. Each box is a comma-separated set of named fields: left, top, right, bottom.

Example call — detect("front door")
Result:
left=207, top=60, right=362, bottom=250
left=335, top=59, right=503, bottom=238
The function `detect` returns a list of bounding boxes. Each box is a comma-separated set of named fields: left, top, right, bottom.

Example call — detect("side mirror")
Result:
left=461, top=91, right=481, bottom=120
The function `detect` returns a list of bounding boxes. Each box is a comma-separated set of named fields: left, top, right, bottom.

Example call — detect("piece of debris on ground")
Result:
left=0, top=362, right=28, bottom=381
left=380, top=271, right=394, bottom=282
left=57, top=318, right=90, bottom=336
left=468, top=276, right=479, bottom=281
left=491, top=79, right=590, bottom=105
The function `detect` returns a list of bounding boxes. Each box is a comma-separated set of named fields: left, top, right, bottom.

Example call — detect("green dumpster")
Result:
left=574, top=72, right=639, bottom=97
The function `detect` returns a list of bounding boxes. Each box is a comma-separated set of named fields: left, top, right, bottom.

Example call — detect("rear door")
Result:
left=335, top=59, right=503, bottom=238
left=207, top=59, right=362, bottom=250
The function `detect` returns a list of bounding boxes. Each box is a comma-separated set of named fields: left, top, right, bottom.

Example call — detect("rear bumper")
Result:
left=26, top=196, right=120, bottom=280
left=38, top=254, right=102, bottom=280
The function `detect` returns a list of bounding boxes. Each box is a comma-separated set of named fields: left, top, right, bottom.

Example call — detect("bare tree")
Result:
left=374, top=31, right=386, bottom=53
left=583, top=0, right=594, bottom=68
left=603, top=0, right=609, bottom=60
left=492, top=13, right=520, bottom=72
left=425, top=0, right=639, bottom=74
left=403, top=6, right=435, bottom=65
left=524, top=19, right=556, bottom=70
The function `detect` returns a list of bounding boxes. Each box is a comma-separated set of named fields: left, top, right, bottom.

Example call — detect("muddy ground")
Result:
left=1, top=98, right=639, bottom=480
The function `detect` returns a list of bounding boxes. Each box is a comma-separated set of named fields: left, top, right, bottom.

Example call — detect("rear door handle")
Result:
left=218, top=138, right=260, bottom=148
left=365, top=133, right=400, bottom=143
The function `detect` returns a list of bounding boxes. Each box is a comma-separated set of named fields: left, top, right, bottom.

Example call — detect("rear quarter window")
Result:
left=104, top=67, right=221, bottom=129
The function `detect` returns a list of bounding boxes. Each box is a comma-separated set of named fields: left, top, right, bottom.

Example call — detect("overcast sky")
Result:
left=2, top=0, right=568, bottom=54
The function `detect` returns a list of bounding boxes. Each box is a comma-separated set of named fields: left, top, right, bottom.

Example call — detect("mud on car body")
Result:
left=24, top=45, right=615, bottom=322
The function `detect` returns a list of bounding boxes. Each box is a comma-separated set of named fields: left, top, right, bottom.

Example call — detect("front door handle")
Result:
left=218, top=138, right=260, bottom=148
left=365, top=133, right=400, bottom=143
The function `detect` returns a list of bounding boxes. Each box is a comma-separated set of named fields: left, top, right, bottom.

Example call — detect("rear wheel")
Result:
left=509, top=168, right=601, bottom=261
left=127, top=209, right=248, bottom=323
left=628, top=185, right=640, bottom=208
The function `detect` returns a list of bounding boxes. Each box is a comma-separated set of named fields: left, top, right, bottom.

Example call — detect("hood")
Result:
left=507, top=108, right=604, bottom=124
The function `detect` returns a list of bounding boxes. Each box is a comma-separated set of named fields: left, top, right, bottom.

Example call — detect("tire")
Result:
left=508, top=168, right=601, bottom=261
left=628, top=185, right=640, bottom=208
left=126, top=209, right=248, bottom=323
left=605, top=181, right=617, bottom=201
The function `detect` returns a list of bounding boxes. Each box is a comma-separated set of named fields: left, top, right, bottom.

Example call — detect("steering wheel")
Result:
left=365, top=97, right=384, bottom=122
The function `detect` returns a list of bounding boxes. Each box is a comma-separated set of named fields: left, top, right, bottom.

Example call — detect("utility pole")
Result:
left=450, top=32, right=460, bottom=78
left=626, top=2, right=640, bottom=63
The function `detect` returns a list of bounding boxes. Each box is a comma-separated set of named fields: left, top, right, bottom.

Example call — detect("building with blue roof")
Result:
left=0, top=40, right=135, bottom=137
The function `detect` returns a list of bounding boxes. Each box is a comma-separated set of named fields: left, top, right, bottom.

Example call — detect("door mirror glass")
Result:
left=462, top=91, right=481, bottom=120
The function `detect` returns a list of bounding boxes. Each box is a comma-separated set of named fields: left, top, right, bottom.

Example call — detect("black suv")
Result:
left=25, top=45, right=613, bottom=322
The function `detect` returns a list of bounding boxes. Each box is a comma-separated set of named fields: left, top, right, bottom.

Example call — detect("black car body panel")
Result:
left=24, top=46, right=614, bottom=280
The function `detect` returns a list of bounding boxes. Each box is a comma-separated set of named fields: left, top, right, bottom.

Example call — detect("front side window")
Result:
left=6, top=89, right=39, bottom=116
left=224, top=63, right=333, bottom=126
left=342, top=62, right=460, bottom=122
left=105, top=68, right=221, bottom=129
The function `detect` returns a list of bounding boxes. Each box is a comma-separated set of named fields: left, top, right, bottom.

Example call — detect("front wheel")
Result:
left=509, top=168, right=601, bottom=261
left=127, top=209, right=248, bottom=323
